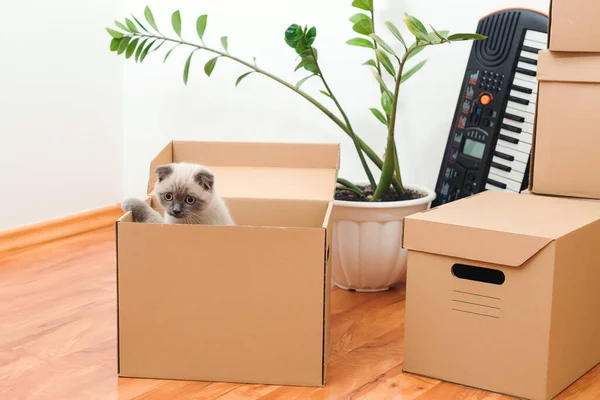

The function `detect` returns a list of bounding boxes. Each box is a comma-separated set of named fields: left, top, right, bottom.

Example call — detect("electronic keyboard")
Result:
left=432, top=9, right=548, bottom=207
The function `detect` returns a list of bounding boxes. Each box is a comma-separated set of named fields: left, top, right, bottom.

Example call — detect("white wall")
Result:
left=122, top=0, right=550, bottom=198
left=0, top=0, right=124, bottom=230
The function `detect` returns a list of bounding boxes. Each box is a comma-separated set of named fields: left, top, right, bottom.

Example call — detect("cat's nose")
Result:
left=172, top=209, right=181, bottom=216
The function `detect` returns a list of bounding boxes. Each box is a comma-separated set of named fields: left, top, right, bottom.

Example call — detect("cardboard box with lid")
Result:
left=529, top=50, right=600, bottom=200
left=116, top=140, right=339, bottom=386
left=549, top=0, right=600, bottom=52
left=402, top=190, right=600, bottom=400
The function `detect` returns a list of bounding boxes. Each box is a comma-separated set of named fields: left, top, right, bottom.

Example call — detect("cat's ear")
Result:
left=155, top=165, right=173, bottom=182
left=194, top=170, right=214, bottom=191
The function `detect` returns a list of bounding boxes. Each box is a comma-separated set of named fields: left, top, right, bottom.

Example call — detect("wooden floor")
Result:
left=1, top=227, right=599, bottom=399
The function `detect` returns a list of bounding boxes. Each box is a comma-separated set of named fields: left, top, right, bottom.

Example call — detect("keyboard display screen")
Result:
left=463, top=138, right=485, bottom=160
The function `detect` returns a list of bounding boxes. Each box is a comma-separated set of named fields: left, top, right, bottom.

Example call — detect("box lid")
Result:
left=147, top=141, right=340, bottom=201
left=538, top=50, right=600, bottom=83
left=403, top=191, right=600, bottom=266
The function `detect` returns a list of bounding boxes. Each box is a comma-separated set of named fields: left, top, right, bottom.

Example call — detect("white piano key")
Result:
left=488, top=172, right=523, bottom=192
left=489, top=165, right=525, bottom=184
left=514, top=71, right=538, bottom=84
left=517, top=61, right=537, bottom=73
left=520, top=50, right=539, bottom=61
left=510, top=89, right=536, bottom=104
left=499, top=128, right=533, bottom=145
left=492, top=156, right=527, bottom=173
left=496, top=135, right=532, bottom=154
left=523, top=38, right=547, bottom=50
left=525, top=30, right=548, bottom=45
left=493, top=143, right=530, bottom=164
left=512, top=77, right=538, bottom=94
left=485, top=183, right=511, bottom=193
left=505, top=106, right=535, bottom=124
left=507, top=99, right=536, bottom=114
left=502, top=118, right=534, bottom=134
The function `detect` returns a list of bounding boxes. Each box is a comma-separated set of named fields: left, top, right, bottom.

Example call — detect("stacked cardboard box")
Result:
left=529, top=0, right=600, bottom=199
left=401, top=3, right=600, bottom=399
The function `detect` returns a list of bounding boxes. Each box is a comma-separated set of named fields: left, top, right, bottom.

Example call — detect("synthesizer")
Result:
left=432, top=9, right=548, bottom=207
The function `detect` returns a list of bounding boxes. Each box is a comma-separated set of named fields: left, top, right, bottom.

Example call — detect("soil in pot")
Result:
left=335, top=185, right=426, bottom=202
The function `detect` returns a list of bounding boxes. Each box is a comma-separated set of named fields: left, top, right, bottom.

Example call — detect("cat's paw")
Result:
left=121, top=198, right=147, bottom=212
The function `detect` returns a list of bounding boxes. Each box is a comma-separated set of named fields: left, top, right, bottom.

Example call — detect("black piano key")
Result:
left=498, top=134, right=519, bottom=144
left=512, top=84, right=533, bottom=94
left=522, top=45, right=540, bottom=54
left=501, top=123, right=522, bottom=133
left=516, top=67, right=537, bottom=77
left=487, top=177, right=507, bottom=190
left=494, top=151, right=514, bottom=162
left=491, top=161, right=511, bottom=172
left=519, top=56, right=538, bottom=66
left=504, top=112, right=525, bottom=123
left=508, top=95, right=530, bottom=106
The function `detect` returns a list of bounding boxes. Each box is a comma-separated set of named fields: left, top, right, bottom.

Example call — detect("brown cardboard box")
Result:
left=116, top=140, right=339, bottom=386
left=530, top=50, right=600, bottom=200
left=549, top=0, right=600, bottom=52
left=402, top=190, right=600, bottom=400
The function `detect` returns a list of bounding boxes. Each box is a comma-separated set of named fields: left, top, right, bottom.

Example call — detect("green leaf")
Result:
left=110, top=38, right=121, bottom=52
left=381, top=91, right=393, bottom=115
left=139, top=39, right=156, bottom=62
left=370, top=34, right=397, bottom=57
left=429, top=25, right=448, bottom=42
left=117, top=36, right=130, bottom=55
left=295, top=56, right=315, bottom=72
left=427, top=29, right=450, bottom=44
left=406, top=42, right=426, bottom=61
left=131, top=15, right=149, bottom=33
left=183, top=51, right=196, bottom=85
left=295, top=74, right=316, bottom=90
left=172, top=10, right=182, bottom=38
left=306, top=27, right=317, bottom=46
left=235, top=71, right=253, bottom=87
left=353, top=19, right=373, bottom=36
left=370, top=68, right=391, bottom=94
left=135, top=38, right=148, bottom=61
left=221, top=36, right=228, bottom=51
left=196, top=15, right=208, bottom=41
left=125, top=38, right=139, bottom=59
left=350, top=13, right=370, bottom=23
left=404, top=13, right=429, bottom=42
left=115, top=21, right=130, bottom=33
left=204, top=57, right=219, bottom=76
left=351, top=0, right=373, bottom=11
left=376, top=49, right=396, bottom=77
left=149, top=40, right=165, bottom=54
left=384, top=21, right=406, bottom=49
left=295, top=39, right=307, bottom=55
left=401, top=59, right=427, bottom=82
left=346, top=38, right=374, bottom=48
left=106, top=28, right=124, bottom=39
left=320, top=90, right=332, bottom=98
left=448, top=33, right=488, bottom=41
left=126, top=18, right=139, bottom=33
left=285, top=24, right=302, bottom=48
left=369, top=108, right=388, bottom=125
left=362, top=59, right=377, bottom=68
left=163, top=44, right=180, bottom=63
left=144, top=6, right=160, bottom=33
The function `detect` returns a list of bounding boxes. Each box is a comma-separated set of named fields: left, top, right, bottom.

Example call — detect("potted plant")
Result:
left=106, top=1, right=485, bottom=292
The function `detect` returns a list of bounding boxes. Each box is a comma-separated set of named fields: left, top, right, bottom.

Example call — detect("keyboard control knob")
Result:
left=480, top=94, right=491, bottom=105
left=482, top=118, right=491, bottom=127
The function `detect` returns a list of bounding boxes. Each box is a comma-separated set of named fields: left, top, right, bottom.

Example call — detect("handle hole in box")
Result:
left=452, top=263, right=505, bottom=285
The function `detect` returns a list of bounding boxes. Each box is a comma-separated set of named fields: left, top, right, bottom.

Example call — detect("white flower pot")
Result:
left=331, top=183, right=436, bottom=292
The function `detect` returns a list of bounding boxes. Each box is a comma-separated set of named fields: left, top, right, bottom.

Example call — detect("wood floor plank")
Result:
left=0, top=227, right=599, bottom=399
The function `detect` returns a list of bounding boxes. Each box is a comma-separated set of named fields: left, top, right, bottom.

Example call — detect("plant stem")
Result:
left=337, top=177, right=365, bottom=197
left=309, top=48, right=377, bottom=192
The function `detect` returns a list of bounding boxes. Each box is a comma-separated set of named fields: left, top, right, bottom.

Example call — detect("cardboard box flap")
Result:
left=404, top=191, right=600, bottom=266
left=147, top=141, right=340, bottom=201
left=538, top=50, right=600, bottom=83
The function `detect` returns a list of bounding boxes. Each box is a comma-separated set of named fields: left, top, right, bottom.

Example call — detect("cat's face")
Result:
left=153, top=163, right=215, bottom=221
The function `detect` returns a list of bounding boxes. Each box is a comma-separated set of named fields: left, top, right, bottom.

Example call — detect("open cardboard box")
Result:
left=548, top=0, right=600, bottom=52
left=402, top=190, right=600, bottom=400
left=529, top=50, right=600, bottom=200
left=116, top=140, right=339, bottom=386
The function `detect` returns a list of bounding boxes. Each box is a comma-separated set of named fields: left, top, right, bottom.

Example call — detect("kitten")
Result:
left=121, top=162, right=235, bottom=226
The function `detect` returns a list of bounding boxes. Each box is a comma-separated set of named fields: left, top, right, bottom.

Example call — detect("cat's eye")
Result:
left=163, top=192, right=173, bottom=201
left=185, top=196, right=196, bottom=205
